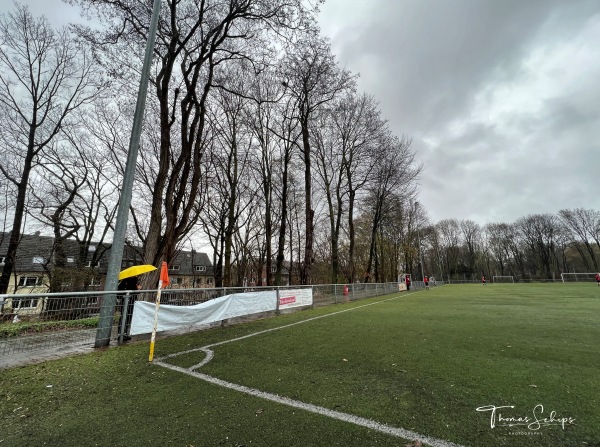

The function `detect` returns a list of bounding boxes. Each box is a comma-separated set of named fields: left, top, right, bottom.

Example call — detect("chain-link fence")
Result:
left=311, top=282, right=401, bottom=306
left=1, top=282, right=403, bottom=361
left=1, top=290, right=123, bottom=357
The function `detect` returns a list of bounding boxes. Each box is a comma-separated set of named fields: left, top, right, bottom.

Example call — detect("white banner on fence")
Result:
left=278, top=288, right=313, bottom=309
left=130, top=291, right=277, bottom=335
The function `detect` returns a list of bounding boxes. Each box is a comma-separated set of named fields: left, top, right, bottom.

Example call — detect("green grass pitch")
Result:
left=1, top=283, right=598, bottom=447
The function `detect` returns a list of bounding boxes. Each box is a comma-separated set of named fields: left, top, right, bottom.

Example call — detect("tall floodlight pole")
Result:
left=415, top=201, right=425, bottom=283
left=94, top=0, right=163, bottom=348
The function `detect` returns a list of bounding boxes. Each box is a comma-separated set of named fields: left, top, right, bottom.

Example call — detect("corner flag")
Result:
left=159, top=261, right=169, bottom=287
left=149, top=261, right=169, bottom=362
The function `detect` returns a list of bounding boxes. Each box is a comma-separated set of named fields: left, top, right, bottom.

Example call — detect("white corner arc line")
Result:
left=154, top=289, right=466, bottom=447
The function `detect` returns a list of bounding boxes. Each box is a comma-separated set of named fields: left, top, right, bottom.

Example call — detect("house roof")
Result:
left=0, top=232, right=77, bottom=273
left=170, top=250, right=214, bottom=276
left=0, top=232, right=212, bottom=276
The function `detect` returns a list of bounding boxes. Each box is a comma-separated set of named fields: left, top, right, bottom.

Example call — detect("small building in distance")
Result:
left=0, top=232, right=214, bottom=316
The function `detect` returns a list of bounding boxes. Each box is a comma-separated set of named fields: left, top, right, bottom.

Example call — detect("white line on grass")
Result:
left=157, top=293, right=409, bottom=364
left=156, top=359, right=465, bottom=447
left=154, top=289, right=466, bottom=447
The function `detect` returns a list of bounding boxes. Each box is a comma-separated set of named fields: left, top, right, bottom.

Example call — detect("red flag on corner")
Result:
left=159, top=261, right=170, bottom=287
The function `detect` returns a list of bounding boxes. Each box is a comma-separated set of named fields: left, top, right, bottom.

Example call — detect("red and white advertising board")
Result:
left=278, top=288, right=313, bottom=310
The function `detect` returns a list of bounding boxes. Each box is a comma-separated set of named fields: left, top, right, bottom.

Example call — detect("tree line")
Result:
left=0, top=1, right=421, bottom=292
left=417, top=209, right=600, bottom=282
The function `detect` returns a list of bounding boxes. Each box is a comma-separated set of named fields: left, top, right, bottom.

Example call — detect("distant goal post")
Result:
left=560, top=273, right=599, bottom=283
left=493, top=276, right=514, bottom=283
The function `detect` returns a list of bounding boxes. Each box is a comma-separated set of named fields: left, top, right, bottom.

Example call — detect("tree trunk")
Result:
left=0, top=147, right=34, bottom=294
left=300, top=116, right=313, bottom=285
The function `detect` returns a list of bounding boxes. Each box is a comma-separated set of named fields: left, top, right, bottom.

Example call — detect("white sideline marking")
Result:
left=154, top=290, right=466, bottom=447
left=158, top=293, right=409, bottom=363
left=156, top=360, right=464, bottom=447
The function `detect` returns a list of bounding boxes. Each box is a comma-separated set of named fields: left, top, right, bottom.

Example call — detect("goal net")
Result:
left=493, top=276, right=514, bottom=283
left=560, top=273, right=598, bottom=283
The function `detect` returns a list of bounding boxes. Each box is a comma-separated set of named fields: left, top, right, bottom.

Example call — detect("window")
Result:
left=85, top=261, right=99, bottom=268
left=195, top=265, right=206, bottom=272
left=18, top=276, right=40, bottom=287
left=169, top=265, right=181, bottom=271
left=67, top=256, right=75, bottom=263
left=32, top=256, right=45, bottom=264
left=0, top=256, right=5, bottom=265
left=88, top=245, right=96, bottom=252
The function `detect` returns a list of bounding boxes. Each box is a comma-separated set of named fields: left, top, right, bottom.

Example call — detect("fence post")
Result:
left=221, top=287, right=229, bottom=327
left=118, top=292, right=129, bottom=345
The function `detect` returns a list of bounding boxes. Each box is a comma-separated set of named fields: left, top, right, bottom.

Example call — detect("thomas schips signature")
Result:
left=476, top=404, right=576, bottom=430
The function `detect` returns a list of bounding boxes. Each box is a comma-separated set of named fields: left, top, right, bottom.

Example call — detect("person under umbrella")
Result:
left=117, top=275, right=141, bottom=341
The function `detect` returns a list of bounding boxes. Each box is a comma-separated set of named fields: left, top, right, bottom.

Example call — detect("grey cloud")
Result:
left=332, top=0, right=600, bottom=134
left=320, top=0, right=600, bottom=224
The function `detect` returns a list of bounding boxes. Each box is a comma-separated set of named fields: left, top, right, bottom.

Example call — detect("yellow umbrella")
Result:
left=119, top=264, right=157, bottom=280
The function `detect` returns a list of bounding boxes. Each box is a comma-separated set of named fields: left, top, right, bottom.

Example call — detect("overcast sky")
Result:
left=3, top=0, right=600, bottom=227
left=318, top=0, right=600, bottom=225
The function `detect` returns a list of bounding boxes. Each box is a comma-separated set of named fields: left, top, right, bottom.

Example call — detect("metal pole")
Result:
left=415, top=201, right=425, bottom=284
left=118, top=292, right=130, bottom=345
left=95, top=0, right=163, bottom=348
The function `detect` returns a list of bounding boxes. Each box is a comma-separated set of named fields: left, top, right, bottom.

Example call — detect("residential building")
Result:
left=0, top=232, right=214, bottom=316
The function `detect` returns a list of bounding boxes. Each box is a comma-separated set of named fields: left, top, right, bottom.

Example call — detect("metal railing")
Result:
left=1, top=282, right=403, bottom=361
left=1, top=290, right=127, bottom=358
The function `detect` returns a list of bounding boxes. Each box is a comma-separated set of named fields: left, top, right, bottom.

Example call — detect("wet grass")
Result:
left=1, top=284, right=599, bottom=447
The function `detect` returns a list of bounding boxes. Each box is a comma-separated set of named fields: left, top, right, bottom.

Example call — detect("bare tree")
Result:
left=363, top=136, right=419, bottom=282
left=312, top=110, right=347, bottom=283
left=207, top=81, right=253, bottom=286
left=265, top=83, right=301, bottom=285
left=29, top=140, right=88, bottom=292
left=484, top=223, right=509, bottom=277
left=241, top=67, right=301, bottom=286
left=281, top=36, right=355, bottom=284
left=460, top=219, right=483, bottom=277
left=71, top=0, right=317, bottom=287
left=516, top=214, right=560, bottom=279
left=0, top=4, right=103, bottom=293
left=335, top=93, right=386, bottom=282
left=312, top=93, right=388, bottom=284
left=558, top=208, right=600, bottom=270
left=27, top=110, right=119, bottom=292
left=437, top=219, right=462, bottom=279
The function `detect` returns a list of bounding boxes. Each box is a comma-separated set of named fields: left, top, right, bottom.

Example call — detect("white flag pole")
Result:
left=149, top=261, right=168, bottom=362
left=148, top=279, right=163, bottom=362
